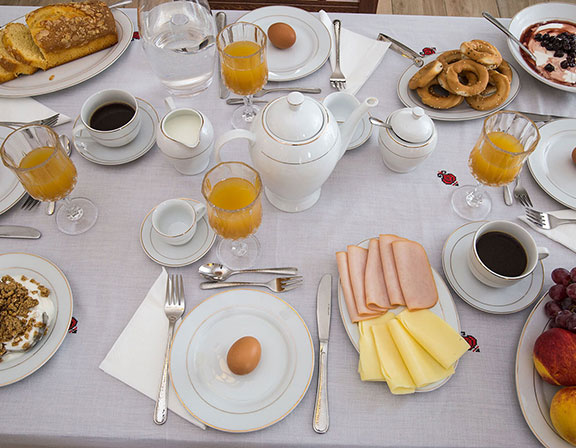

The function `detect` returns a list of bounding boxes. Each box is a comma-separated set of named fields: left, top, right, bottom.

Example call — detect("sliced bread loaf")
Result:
left=0, top=64, right=17, bottom=84
left=0, top=30, right=38, bottom=75
left=3, top=23, right=48, bottom=70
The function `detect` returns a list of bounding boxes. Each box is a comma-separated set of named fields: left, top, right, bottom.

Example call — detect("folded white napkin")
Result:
left=0, top=98, right=70, bottom=127
left=519, top=209, right=576, bottom=252
left=319, top=10, right=390, bottom=95
left=99, top=268, right=206, bottom=430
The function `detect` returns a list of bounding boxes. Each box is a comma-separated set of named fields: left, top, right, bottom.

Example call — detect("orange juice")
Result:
left=221, top=41, right=267, bottom=96
left=208, top=177, right=262, bottom=240
left=18, top=146, right=77, bottom=201
left=469, top=132, right=526, bottom=187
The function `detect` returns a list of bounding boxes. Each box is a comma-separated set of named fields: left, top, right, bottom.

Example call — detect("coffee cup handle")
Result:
left=192, top=203, right=206, bottom=221
left=73, top=124, right=89, bottom=140
left=537, top=247, right=550, bottom=261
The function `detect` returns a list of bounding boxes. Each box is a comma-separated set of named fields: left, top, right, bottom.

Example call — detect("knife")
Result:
left=313, top=273, right=331, bottom=434
left=518, top=111, right=575, bottom=123
left=0, top=225, right=41, bottom=239
left=215, top=12, right=229, bottom=100
left=377, top=33, right=424, bottom=67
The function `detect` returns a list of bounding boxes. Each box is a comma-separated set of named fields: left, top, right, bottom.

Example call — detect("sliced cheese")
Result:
left=347, top=245, right=381, bottom=317
left=397, top=309, right=469, bottom=369
left=371, top=323, right=416, bottom=395
left=365, top=238, right=393, bottom=312
left=357, top=314, right=392, bottom=381
left=392, top=239, right=438, bottom=310
left=387, top=319, right=454, bottom=388
left=378, top=234, right=406, bottom=306
left=336, top=251, right=362, bottom=323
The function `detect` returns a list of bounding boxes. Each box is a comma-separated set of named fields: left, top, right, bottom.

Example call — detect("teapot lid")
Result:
left=390, top=107, right=434, bottom=143
left=263, top=92, right=327, bottom=143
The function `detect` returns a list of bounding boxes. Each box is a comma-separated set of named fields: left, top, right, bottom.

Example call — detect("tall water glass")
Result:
left=1, top=126, right=98, bottom=235
left=451, top=111, right=540, bottom=220
left=138, top=0, right=216, bottom=96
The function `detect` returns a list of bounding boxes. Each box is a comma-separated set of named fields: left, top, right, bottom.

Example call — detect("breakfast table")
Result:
left=1, top=5, right=576, bottom=448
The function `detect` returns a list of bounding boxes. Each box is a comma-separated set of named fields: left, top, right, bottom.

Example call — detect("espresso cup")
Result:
left=73, top=89, right=141, bottom=147
left=468, top=220, right=549, bottom=288
left=152, top=199, right=206, bottom=246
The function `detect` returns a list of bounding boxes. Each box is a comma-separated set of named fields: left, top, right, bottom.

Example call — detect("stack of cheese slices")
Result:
left=337, top=235, right=469, bottom=394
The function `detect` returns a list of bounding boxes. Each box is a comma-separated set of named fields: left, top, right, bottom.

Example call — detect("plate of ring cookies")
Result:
left=398, top=39, right=520, bottom=121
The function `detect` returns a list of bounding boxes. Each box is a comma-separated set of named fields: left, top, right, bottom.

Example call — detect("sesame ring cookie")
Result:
left=445, top=60, right=489, bottom=97
left=466, top=70, right=511, bottom=111
left=408, top=59, right=443, bottom=90
left=416, top=79, right=464, bottom=109
left=460, top=40, right=502, bottom=70
left=438, top=69, right=479, bottom=93
left=495, top=60, right=513, bottom=83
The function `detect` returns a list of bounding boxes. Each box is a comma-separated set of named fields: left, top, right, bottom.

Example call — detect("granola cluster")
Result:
left=0, top=275, right=48, bottom=360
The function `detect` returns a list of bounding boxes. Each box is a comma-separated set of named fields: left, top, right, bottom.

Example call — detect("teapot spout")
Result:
left=339, top=97, right=378, bottom=156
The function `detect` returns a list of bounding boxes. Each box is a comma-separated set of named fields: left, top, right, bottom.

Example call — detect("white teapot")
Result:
left=215, top=92, right=378, bottom=212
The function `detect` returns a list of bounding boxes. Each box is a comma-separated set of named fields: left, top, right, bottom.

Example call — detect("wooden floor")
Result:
left=5, top=0, right=576, bottom=17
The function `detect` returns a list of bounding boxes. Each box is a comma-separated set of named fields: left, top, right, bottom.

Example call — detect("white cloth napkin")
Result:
left=319, top=10, right=390, bottom=95
left=0, top=97, right=70, bottom=127
left=519, top=209, right=576, bottom=252
left=99, top=268, right=206, bottom=430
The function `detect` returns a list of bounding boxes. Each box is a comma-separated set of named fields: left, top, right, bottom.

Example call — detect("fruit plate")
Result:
left=337, top=237, right=462, bottom=392
left=515, top=293, right=573, bottom=448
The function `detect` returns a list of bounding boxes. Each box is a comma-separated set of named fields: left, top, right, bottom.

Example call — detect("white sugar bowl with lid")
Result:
left=377, top=106, right=437, bottom=173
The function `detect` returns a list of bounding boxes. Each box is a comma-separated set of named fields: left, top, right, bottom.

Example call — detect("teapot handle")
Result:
left=214, top=129, right=256, bottom=163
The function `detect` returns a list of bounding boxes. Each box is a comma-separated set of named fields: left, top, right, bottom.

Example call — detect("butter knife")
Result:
left=377, top=33, right=424, bottom=67
left=0, top=225, right=41, bottom=239
left=313, top=273, right=331, bottom=434
left=518, top=111, right=575, bottom=123
left=216, top=12, right=229, bottom=100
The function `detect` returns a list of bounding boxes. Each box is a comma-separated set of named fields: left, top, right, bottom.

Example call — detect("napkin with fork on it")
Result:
left=519, top=209, right=576, bottom=253
left=319, top=10, right=390, bottom=95
left=0, top=97, right=70, bottom=127
left=99, top=268, right=206, bottom=430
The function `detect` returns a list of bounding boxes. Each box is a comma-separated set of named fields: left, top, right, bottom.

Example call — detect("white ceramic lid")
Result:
left=263, top=92, right=326, bottom=143
left=390, top=107, right=434, bottom=143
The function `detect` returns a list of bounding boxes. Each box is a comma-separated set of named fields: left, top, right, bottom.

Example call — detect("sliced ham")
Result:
left=365, top=238, right=393, bottom=311
left=392, top=239, right=438, bottom=310
left=378, top=235, right=406, bottom=306
left=336, top=251, right=362, bottom=323
left=347, top=245, right=381, bottom=317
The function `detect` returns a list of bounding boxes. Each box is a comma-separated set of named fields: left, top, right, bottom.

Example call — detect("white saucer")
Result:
left=347, top=113, right=372, bottom=150
left=73, top=98, right=158, bottom=165
left=140, top=198, right=216, bottom=267
left=442, top=222, right=544, bottom=314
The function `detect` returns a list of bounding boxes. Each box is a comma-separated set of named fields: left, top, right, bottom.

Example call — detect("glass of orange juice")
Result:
left=202, top=161, right=262, bottom=268
left=452, top=111, right=540, bottom=220
left=217, top=22, right=268, bottom=129
left=1, top=125, right=98, bottom=235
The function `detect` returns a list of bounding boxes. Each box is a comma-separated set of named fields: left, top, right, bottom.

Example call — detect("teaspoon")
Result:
left=482, top=12, right=537, bottom=62
left=198, top=263, right=298, bottom=282
left=369, top=116, right=393, bottom=130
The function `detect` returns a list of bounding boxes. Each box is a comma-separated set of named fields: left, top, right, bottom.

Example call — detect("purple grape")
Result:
left=561, top=297, right=574, bottom=310
left=545, top=300, right=562, bottom=318
left=565, top=314, right=576, bottom=332
left=552, top=268, right=571, bottom=285
left=549, top=284, right=567, bottom=302
left=570, top=267, right=576, bottom=282
left=567, top=283, right=576, bottom=299
left=555, top=310, right=572, bottom=329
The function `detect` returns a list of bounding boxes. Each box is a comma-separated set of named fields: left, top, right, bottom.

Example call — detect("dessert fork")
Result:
left=0, top=114, right=59, bottom=128
left=200, top=276, right=303, bottom=293
left=329, top=20, right=346, bottom=91
left=513, top=176, right=533, bottom=208
left=525, top=208, right=576, bottom=230
left=21, top=195, right=40, bottom=211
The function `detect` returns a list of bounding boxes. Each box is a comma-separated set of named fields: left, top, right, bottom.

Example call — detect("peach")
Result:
left=550, top=387, right=576, bottom=446
left=533, top=328, right=576, bottom=386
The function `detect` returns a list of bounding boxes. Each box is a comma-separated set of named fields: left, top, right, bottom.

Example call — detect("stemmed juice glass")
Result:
left=217, top=22, right=268, bottom=129
left=1, top=125, right=98, bottom=235
left=202, top=161, right=262, bottom=269
left=451, top=111, right=540, bottom=220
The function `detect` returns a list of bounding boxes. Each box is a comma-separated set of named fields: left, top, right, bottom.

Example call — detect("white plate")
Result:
left=337, top=237, right=461, bottom=392
left=0, top=10, right=133, bottom=98
left=397, top=56, right=521, bottom=121
left=527, top=119, right=576, bottom=210
left=508, top=3, right=576, bottom=94
left=73, top=98, right=158, bottom=166
left=239, top=6, right=331, bottom=82
left=516, top=293, right=573, bottom=448
left=0, top=125, right=25, bottom=215
left=170, top=289, right=314, bottom=432
left=0, top=253, right=73, bottom=387
left=442, top=222, right=544, bottom=314
left=347, top=113, right=372, bottom=149
left=140, top=198, right=216, bottom=267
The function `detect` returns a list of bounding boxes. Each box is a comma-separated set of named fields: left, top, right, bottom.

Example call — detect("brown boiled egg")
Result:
left=572, top=147, right=576, bottom=165
left=226, top=336, right=261, bottom=375
left=268, top=22, right=296, bottom=49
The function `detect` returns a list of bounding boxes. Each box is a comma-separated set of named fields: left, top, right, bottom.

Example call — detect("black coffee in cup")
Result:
left=476, top=231, right=527, bottom=277
left=89, top=102, right=135, bottom=131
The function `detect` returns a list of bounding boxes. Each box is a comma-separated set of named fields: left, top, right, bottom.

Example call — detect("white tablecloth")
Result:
left=1, top=7, right=575, bottom=448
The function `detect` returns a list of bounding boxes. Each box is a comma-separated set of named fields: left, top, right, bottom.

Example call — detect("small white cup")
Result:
left=152, top=199, right=206, bottom=246
left=468, top=220, right=549, bottom=288
left=73, top=89, right=141, bottom=147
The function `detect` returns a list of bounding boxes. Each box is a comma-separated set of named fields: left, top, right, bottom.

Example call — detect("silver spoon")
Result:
left=5, top=312, right=48, bottom=352
left=47, top=135, right=71, bottom=216
left=482, top=12, right=537, bottom=62
left=369, top=116, right=393, bottom=130
left=198, top=263, right=298, bottom=282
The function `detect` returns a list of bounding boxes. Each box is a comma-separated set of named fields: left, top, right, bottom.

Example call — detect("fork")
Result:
left=329, top=20, right=346, bottom=91
left=200, top=276, right=303, bottom=293
left=0, top=114, right=59, bottom=128
left=154, top=274, right=186, bottom=425
left=513, top=175, right=533, bottom=208
left=21, top=195, right=40, bottom=211
left=525, top=208, right=576, bottom=230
